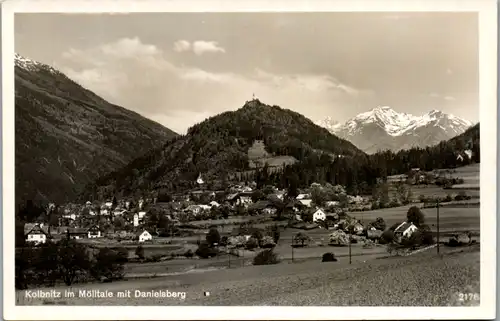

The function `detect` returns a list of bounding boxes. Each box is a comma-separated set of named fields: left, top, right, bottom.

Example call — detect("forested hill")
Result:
left=15, top=54, right=177, bottom=206
left=369, top=123, right=480, bottom=176
left=82, top=99, right=364, bottom=200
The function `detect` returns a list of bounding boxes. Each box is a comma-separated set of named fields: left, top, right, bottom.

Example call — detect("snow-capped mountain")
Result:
left=15, top=53, right=60, bottom=75
left=317, top=106, right=473, bottom=153
left=316, top=116, right=342, bottom=132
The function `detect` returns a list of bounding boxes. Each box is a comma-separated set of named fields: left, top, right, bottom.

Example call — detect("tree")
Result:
left=294, top=232, right=312, bottom=247
left=286, top=172, right=300, bottom=199
left=245, top=237, right=259, bottom=250
left=135, top=245, right=145, bottom=259
left=251, top=230, right=264, bottom=243
left=372, top=182, right=390, bottom=207
left=57, top=240, right=91, bottom=286
left=35, top=242, right=60, bottom=286
left=311, top=187, right=326, bottom=207
left=396, top=183, right=413, bottom=204
left=113, top=216, right=126, bottom=230
left=91, top=248, right=125, bottom=281
left=251, top=190, right=265, bottom=203
left=406, top=206, right=425, bottom=227
left=270, top=224, right=280, bottom=244
left=369, top=217, right=386, bottom=231
left=379, top=230, right=395, bottom=244
left=206, top=228, right=221, bottom=247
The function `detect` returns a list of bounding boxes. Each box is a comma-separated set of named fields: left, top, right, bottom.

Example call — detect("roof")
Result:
left=394, top=222, right=415, bottom=233
left=68, top=228, right=88, bottom=234
left=248, top=200, right=271, bottom=211
left=24, top=224, right=48, bottom=236
left=226, top=193, right=239, bottom=200
left=135, top=230, right=152, bottom=237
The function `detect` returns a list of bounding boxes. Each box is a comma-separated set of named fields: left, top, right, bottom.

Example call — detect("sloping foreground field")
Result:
left=17, top=246, right=479, bottom=306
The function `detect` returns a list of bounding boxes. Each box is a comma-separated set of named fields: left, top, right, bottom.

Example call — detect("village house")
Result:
left=325, top=201, right=340, bottom=207
left=62, top=213, right=78, bottom=221
left=185, top=204, right=211, bottom=215
left=296, top=193, right=310, bottom=200
left=312, top=208, right=326, bottom=222
left=136, top=230, right=153, bottom=243
left=113, top=209, right=128, bottom=216
left=298, top=199, right=313, bottom=207
left=87, top=225, right=102, bottom=238
left=24, top=223, right=49, bottom=244
left=209, top=200, right=220, bottom=208
left=60, top=225, right=103, bottom=239
left=394, top=222, right=419, bottom=242
left=226, top=192, right=253, bottom=207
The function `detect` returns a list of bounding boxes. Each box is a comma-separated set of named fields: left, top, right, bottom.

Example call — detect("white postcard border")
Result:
left=2, top=0, right=497, bottom=320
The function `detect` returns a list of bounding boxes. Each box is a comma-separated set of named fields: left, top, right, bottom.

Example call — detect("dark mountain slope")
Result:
left=369, top=123, right=480, bottom=176
left=84, top=99, right=364, bottom=200
left=15, top=54, right=177, bottom=205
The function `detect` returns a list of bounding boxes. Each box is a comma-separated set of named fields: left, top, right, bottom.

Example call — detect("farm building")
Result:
left=394, top=222, right=419, bottom=241
left=57, top=225, right=103, bottom=239
left=298, top=199, right=313, bottom=207
left=136, top=230, right=153, bottom=243
left=312, top=209, right=326, bottom=222
left=87, top=225, right=102, bottom=238
left=24, top=223, right=48, bottom=244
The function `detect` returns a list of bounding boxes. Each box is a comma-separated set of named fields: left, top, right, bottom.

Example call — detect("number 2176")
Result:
left=458, top=292, right=480, bottom=301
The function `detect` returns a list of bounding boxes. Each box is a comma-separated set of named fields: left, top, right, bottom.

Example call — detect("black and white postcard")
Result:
left=2, top=0, right=497, bottom=320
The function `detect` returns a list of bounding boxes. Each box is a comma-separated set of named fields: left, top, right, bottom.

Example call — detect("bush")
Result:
left=379, top=230, right=395, bottom=244
left=135, top=245, right=145, bottom=259
left=251, top=230, right=264, bottom=242
left=195, top=242, right=218, bottom=259
left=369, top=217, right=386, bottom=231
left=455, top=191, right=471, bottom=201
left=444, top=194, right=453, bottom=202
left=253, top=249, right=280, bottom=265
left=401, top=231, right=422, bottom=248
left=219, top=236, right=228, bottom=247
left=260, top=235, right=276, bottom=248
left=322, top=252, right=338, bottom=262
left=406, top=206, right=425, bottom=227
left=419, top=224, right=435, bottom=245
left=206, top=228, right=221, bottom=246
left=245, top=237, right=259, bottom=250
left=184, top=249, right=194, bottom=258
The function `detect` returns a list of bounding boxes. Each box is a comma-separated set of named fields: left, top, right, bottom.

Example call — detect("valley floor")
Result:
left=17, top=245, right=480, bottom=306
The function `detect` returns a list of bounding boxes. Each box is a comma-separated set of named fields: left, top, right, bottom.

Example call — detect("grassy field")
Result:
left=347, top=204, right=480, bottom=233
left=16, top=245, right=480, bottom=306
left=247, top=140, right=296, bottom=168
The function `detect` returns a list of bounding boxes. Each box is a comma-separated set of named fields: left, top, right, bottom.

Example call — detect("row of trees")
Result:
left=16, top=240, right=127, bottom=289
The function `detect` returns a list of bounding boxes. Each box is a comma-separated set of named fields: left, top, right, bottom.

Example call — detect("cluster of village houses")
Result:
left=23, top=180, right=419, bottom=247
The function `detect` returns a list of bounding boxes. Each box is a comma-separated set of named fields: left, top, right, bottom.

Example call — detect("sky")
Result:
left=15, top=12, right=479, bottom=134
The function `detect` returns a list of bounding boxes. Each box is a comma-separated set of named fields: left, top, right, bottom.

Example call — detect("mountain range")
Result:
left=15, top=53, right=177, bottom=205
left=317, top=106, right=474, bottom=154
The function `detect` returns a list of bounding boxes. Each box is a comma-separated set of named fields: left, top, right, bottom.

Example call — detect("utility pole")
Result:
left=437, top=199, right=440, bottom=254
left=291, top=236, right=294, bottom=263
left=348, top=232, right=352, bottom=264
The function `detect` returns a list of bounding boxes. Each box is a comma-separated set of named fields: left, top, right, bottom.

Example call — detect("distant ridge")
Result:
left=15, top=53, right=178, bottom=205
